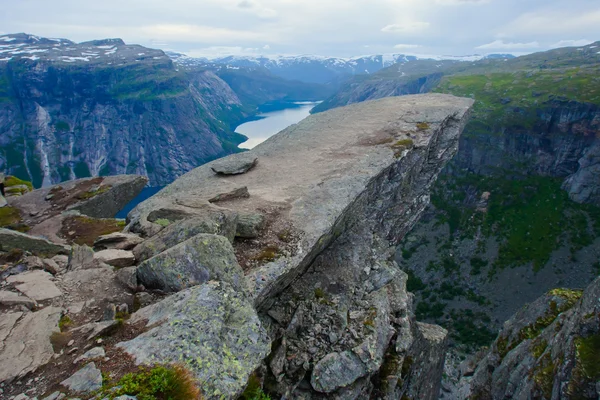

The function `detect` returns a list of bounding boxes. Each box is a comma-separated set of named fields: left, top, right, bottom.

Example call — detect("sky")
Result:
left=1, top=0, right=599, bottom=58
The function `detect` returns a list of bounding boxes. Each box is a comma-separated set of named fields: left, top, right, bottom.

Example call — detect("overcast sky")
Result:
left=2, top=0, right=599, bottom=58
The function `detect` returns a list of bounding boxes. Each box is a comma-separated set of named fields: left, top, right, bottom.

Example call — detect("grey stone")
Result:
left=67, top=245, right=100, bottom=271
left=51, top=255, right=69, bottom=269
left=94, top=249, right=135, bottom=268
left=102, top=304, right=117, bottom=321
left=311, top=351, right=368, bottom=393
left=72, top=320, right=119, bottom=341
left=0, top=290, right=36, bottom=309
left=210, top=154, right=258, bottom=175
left=134, top=292, right=153, bottom=309
left=132, top=205, right=238, bottom=262
left=42, top=258, right=61, bottom=275
left=60, top=362, right=103, bottom=394
left=0, top=194, right=6, bottom=208
left=0, top=307, right=62, bottom=383
left=6, top=270, right=62, bottom=301
left=116, top=267, right=138, bottom=291
left=68, top=175, right=148, bottom=219
left=235, top=213, right=265, bottom=238
left=137, top=233, right=244, bottom=293
left=93, top=232, right=144, bottom=251
left=74, top=347, right=106, bottom=364
left=117, top=281, right=270, bottom=400
left=0, top=228, right=70, bottom=257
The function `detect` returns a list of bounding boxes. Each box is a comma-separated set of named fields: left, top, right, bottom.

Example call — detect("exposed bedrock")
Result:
left=122, top=94, right=474, bottom=399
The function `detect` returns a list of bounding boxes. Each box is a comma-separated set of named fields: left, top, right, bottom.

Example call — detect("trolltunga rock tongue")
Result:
left=129, top=94, right=473, bottom=304
left=123, top=94, right=474, bottom=399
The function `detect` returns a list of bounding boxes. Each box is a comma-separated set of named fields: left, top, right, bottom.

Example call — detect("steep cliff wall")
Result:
left=0, top=34, right=250, bottom=187
left=120, top=94, right=473, bottom=399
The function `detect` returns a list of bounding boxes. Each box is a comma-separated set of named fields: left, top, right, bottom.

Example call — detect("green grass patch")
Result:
left=4, top=175, right=33, bottom=191
left=98, top=364, right=201, bottom=400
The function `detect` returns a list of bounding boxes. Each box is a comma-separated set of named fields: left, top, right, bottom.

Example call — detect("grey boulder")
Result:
left=0, top=228, right=70, bottom=257
left=137, top=233, right=244, bottom=293
left=93, top=232, right=144, bottom=250
left=210, top=154, right=258, bottom=175
left=236, top=213, right=265, bottom=239
left=60, top=362, right=103, bottom=394
left=117, top=281, right=270, bottom=400
left=94, top=249, right=135, bottom=268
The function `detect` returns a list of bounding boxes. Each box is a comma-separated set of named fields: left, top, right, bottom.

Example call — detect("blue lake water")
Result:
left=235, top=101, right=319, bottom=149
left=116, top=101, right=319, bottom=218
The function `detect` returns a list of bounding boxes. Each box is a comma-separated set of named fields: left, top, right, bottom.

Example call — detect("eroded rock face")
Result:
left=460, top=279, right=600, bottom=400
left=117, top=281, right=270, bottom=400
left=125, top=94, right=473, bottom=399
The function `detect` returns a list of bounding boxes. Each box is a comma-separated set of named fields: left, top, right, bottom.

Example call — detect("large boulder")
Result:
left=210, top=153, right=258, bottom=175
left=137, top=233, right=244, bottom=293
left=94, top=249, right=135, bottom=268
left=117, top=281, right=270, bottom=400
left=0, top=307, right=62, bottom=383
left=132, top=204, right=238, bottom=262
left=60, top=362, right=103, bottom=394
left=93, top=232, right=144, bottom=250
left=0, top=228, right=70, bottom=256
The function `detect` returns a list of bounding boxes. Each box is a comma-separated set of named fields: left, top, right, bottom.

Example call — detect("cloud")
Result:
left=139, top=24, right=268, bottom=43
left=500, top=9, right=600, bottom=36
left=186, top=46, right=263, bottom=58
left=476, top=40, right=539, bottom=50
left=235, top=0, right=277, bottom=19
left=394, top=43, right=421, bottom=49
left=435, top=0, right=490, bottom=5
left=263, top=44, right=270, bottom=50
left=381, top=21, right=430, bottom=33
left=551, top=39, right=592, bottom=48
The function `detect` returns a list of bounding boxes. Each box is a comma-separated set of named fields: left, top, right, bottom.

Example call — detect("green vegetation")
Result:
left=416, top=122, right=430, bottom=131
left=58, top=315, right=72, bottom=331
left=4, top=175, right=33, bottom=191
left=432, top=174, right=600, bottom=274
left=449, top=309, right=496, bottom=349
left=575, top=335, right=600, bottom=380
left=252, top=246, right=280, bottom=263
left=532, top=353, right=556, bottom=399
left=0, top=206, right=27, bottom=231
left=240, top=372, right=271, bottom=400
left=531, top=338, right=548, bottom=359
left=406, top=270, right=426, bottom=292
left=99, top=364, right=201, bottom=400
left=55, top=121, right=70, bottom=132
left=155, top=219, right=171, bottom=227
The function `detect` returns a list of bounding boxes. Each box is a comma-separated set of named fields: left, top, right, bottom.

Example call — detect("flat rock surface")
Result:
left=6, top=270, right=63, bottom=301
left=0, top=306, right=62, bottom=383
left=93, top=232, right=144, bottom=250
left=93, top=249, right=135, bottom=268
left=129, top=94, right=473, bottom=303
left=0, top=290, right=36, bottom=309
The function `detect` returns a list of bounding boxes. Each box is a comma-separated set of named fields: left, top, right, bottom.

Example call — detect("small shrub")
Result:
left=50, top=331, right=72, bottom=352
left=252, top=246, right=279, bottom=263
left=314, top=287, right=326, bottom=299
left=59, top=315, right=72, bottom=331
left=416, top=122, right=430, bottom=131
left=104, top=364, right=201, bottom=400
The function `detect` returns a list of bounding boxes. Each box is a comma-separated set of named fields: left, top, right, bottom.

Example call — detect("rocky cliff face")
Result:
left=118, top=94, right=473, bottom=399
left=0, top=34, right=250, bottom=187
left=458, top=278, right=600, bottom=399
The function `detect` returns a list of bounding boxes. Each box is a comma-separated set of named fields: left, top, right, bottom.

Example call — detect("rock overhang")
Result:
left=128, top=94, right=474, bottom=304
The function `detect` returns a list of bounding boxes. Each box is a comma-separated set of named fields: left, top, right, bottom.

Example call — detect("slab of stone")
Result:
left=94, top=249, right=135, bottom=268
left=93, top=232, right=144, bottom=251
left=0, top=228, right=70, bottom=257
left=0, top=290, right=36, bottom=309
left=117, top=281, right=270, bottom=400
left=210, top=154, right=258, bottom=175
left=0, top=306, right=62, bottom=383
left=0, top=312, right=23, bottom=352
left=74, top=347, right=105, bottom=364
left=68, top=245, right=101, bottom=270
left=128, top=94, right=474, bottom=307
left=72, top=320, right=119, bottom=340
left=137, top=233, right=244, bottom=293
left=60, top=362, right=103, bottom=394
left=0, top=194, right=6, bottom=208
left=6, top=270, right=62, bottom=301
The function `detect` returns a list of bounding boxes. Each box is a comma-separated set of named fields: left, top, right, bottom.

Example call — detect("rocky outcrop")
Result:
left=0, top=228, right=70, bottom=256
left=121, top=94, right=473, bottom=399
left=117, top=281, right=270, bottom=399
left=460, top=278, right=600, bottom=399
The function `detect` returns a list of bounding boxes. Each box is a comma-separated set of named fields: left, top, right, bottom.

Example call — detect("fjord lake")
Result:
left=235, top=101, right=320, bottom=149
